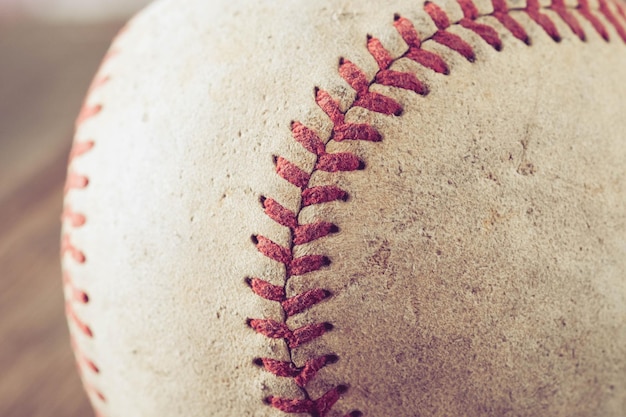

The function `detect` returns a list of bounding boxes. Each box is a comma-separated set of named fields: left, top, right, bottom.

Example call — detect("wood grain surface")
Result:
left=0, top=19, right=124, bottom=417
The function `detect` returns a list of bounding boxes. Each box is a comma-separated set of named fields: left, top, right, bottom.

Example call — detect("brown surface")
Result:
left=0, top=19, right=123, bottom=417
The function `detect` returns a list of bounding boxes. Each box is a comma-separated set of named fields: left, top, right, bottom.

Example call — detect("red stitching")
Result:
left=68, top=140, right=95, bottom=163
left=248, top=1, right=626, bottom=416
left=61, top=206, right=87, bottom=228
left=266, top=385, right=351, bottom=417
left=275, top=156, right=311, bottom=188
left=255, top=354, right=338, bottom=387
left=64, top=271, right=89, bottom=304
left=66, top=302, right=93, bottom=338
left=491, top=0, right=531, bottom=44
left=599, top=0, right=626, bottom=41
left=75, top=104, right=103, bottom=129
left=70, top=336, right=99, bottom=373
left=527, top=0, right=563, bottom=41
left=457, top=0, right=503, bottom=50
left=64, top=172, right=89, bottom=195
left=61, top=234, right=86, bottom=264
left=579, top=0, right=610, bottom=41
left=62, top=31, right=122, bottom=415
left=293, top=222, right=339, bottom=245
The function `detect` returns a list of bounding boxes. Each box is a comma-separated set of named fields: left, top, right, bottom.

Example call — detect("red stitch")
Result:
left=92, top=387, right=106, bottom=402
left=491, top=0, right=530, bottom=44
left=367, top=35, right=430, bottom=94
left=294, top=222, right=338, bottom=245
left=393, top=15, right=422, bottom=49
left=257, top=354, right=337, bottom=387
left=294, top=354, right=338, bottom=387
left=64, top=272, right=89, bottom=304
left=249, top=319, right=331, bottom=348
left=267, top=385, right=347, bottom=417
left=289, top=255, right=331, bottom=276
left=290, top=322, right=333, bottom=348
left=68, top=140, right=95, bottom=163
left=338, top=59, right=370, bottom=95
left=394, top=15, right=450, bottom=74
left=526, top=0, right=562, bottom=41
left=457, top=0, right=503, bottom=50
left=329, top=118, right=372, bottom=142
left=302, top=186, right=348, bottom=206
left=282, top=288, right=331, bottom=317
left=316, top=153, right=363, bottom=173
left=315, top=89, right=345, bottom=126
left=261, top=197, right=298, bottom=229
left=599, top=0, right=626, bottom=41
left=367, top=35, right=394, bottom=70
left=61, top=234, right=86, bottom=263
left=255, top=357, right=300, bottom=378
left=459, top=18, right=503, bottom=50
left=315, top=89, right=383, bottom=141
left=87, top=75, right=110, bottom=96
left=75, top=104, right=102, bottom=128
left=292, top=121, right=326, bottom=156
left=301, top=223, right=330, bottom=244
left=425, top=2, right=476, bottom=61
left=333, top=122, right=382, bottom=142
left=247, top=277, right=286, bottom=302
left=254, top=235, right=292, bottom=265
left=61, top=206, right=87, bottom=228
left=617, top=0, right=626, bottom=20
left=64, top=172, right=89, bottom=195
left=249, top=318, right=292, bottom=340
left=551, top=0, right=586, bottom=41
left=66, top=302, right=93, bottom=338
left=71, top=337, right=99, bottom=373
left=275, top=156, right=311, bottom=189
left=339, top=59, right=403, bottom=115
left=578, top=0, right=611, bottom=40
left=375, top=70, right=429, bottom=94
left=432, top=31, right=476, bottom=61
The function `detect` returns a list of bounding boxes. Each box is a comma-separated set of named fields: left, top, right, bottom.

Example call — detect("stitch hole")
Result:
left=263, top=396, right=273, bottom=405
left=323, top=322, right=334, bottom=331
left=272, top=155, right=279, bottom=165
left=251, top=235, right=259, bottom=245
left=259, top=195, right=267, bottom=206
left=325, top=354, right=339, bottom=364
left=329, top=224, right=340, bottom=234
left=252, top=357, right=265, bottom=367
left=336, top=384, right=349, bottom=394
left=357, top=160, right=366, bottom=170
left=246, top=318, right=254, bottom=328
left=393, top=13, right=401, bottom=21
left=244, top=277, right=253, bottom=287
left=347, top=411, right=363, bottom=417
left=321, top=256, right=332, bottom=267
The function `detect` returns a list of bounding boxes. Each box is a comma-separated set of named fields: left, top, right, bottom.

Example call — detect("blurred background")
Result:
left=0, top=0, right=150, bottom=415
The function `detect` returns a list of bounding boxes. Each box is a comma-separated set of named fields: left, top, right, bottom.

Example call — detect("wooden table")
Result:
left=0, top=19, right=124, bottom=417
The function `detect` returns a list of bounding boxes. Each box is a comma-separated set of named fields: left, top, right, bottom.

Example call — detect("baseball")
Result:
left=61, top=0, right=626, bottom=416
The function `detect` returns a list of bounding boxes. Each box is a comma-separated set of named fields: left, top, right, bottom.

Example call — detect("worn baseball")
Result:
left=61, top=0, right=626, bottom=416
